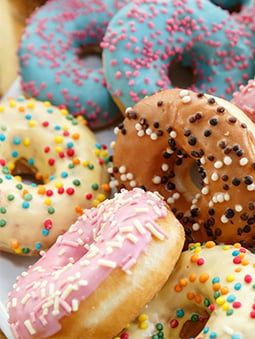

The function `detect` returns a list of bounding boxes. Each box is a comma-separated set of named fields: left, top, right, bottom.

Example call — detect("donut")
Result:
left=101, top=0, right=255, bottom=112
left=231, top=79, right=255, bottom=123
left=18, top=0, right=129, bottom=130
left=117, top=241, right=255, bottom=339
left=111, top=88, right=255, bottom=250
left=7, top=188, right=185, bottom=339
left=0, top=96, right=110, bottom=256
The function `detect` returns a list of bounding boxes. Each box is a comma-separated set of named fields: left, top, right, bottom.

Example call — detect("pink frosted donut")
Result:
left=18, top=0, right=129, bottom=129
left=231, top=79, right=255, bottom=123
left=101, top=0, right=255, bottom=111
left=7, top=188, right=185, bottom=339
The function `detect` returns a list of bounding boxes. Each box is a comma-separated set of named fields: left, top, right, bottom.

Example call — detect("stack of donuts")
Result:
left=4, top=0, right=255, bottom=338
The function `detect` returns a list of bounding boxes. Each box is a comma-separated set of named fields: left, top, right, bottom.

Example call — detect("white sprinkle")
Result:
left=224, top=193, right=230, bottom=201
left=24, top=320, right=36, bottom=335
left=135, top=207, right=149, bottom=213
left=11, top=298, right=17, bottom=308
left=135, top=123, right=142, bottom=130
left=61, top=285, right=74, bottom=300
left=201, top=187, right=209, bottom=195
left=145, top=128, right=152, bottom=135
left=127, top=233, right=138, bottom=243
left=209, top=201, right=214, bottom=208
left=179, top=89, right=189, bottom=97
left=221, top=215, right=229, bottom=223
left=223, top=156, right=232, bottom=165
left=152, top=176, right=161, bottom=184
left=161, top=163, right=169, bottom=172
left=223, top=325, right=234, bottom=335
left=137, top=130, right=145, bottom=137
left=214, top=161, right=223, bottom=169
left=119, top=166, right=126, bottom=174
left=150, top=133, right=158, bottom=140
left=126, top=172, right=134, bottom=180
left=79, top=280, right=88, bottom=286
left=21, top=272, right=28, bottom=277
left=130, top=180, right=137, bottom=187
left=203, top=177, right=209, bottom=185
left=113, top=126, right=119, bottom=135
left=240, top=157, right=248, bottom=166
left=77, top=238, right=84, bottom=246
left=170, top=131, right=177, bottom=138
left=192, top=223, right=200, bottom=231
left=120, top=226, right=134, bottom=233
left=182, top=95, right=191, bottom=103
left=247, top=183, right=255, bottom=191
left=80, top=259, right=90, bottom=266
left=172, top=192, right=180, bottom=200
left=216, top=193, right=224, bottom=203
left=52, top=296, right=60, bottom=316
left=98, top=259, right=117, bottom=268
left=133, top=219, right=146, bottom=234
left=72, top=299, right=79, bottom=312
left=145, top=222, right=165, bottom=240
left=200, top=156, right=206, bottom=165
left=235, top=204, right=243, bottom=212
left=58, top=248, right=66, bottom=256
left=167, top=197, right=174, bottom=204
left=211, top=172, right=219, bottom=181
left=120, top=174, right=127, bottom=181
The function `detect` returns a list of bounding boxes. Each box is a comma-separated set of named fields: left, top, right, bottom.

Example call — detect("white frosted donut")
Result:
left=7, top=188, right=185, bottom=339
left=120, top=241, right=255, bottom=339
left=0, top=96, right=110, bottom=255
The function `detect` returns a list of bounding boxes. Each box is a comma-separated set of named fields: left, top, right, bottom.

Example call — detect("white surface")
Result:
left=0, top=78, right=117, bottom=338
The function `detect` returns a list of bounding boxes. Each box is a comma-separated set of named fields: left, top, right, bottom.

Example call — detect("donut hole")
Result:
left=190, top=161, right=203, bottom=190
left=11, top=157, right=44, bottom=185
left=173, top=159, right=202, bottom=203
left=179, top=312, right=210, bottom=339
left=213, top=1, right=242, bottom=13
left=168, top=59, right=197, bottom=88
left=77, top=43, right=102, bottom=69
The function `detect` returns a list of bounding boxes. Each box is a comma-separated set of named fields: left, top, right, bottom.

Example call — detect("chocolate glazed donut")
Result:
left=111, top=88, right=255, bottom=250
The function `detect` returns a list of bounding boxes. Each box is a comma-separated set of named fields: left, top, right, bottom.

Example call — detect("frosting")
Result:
left=101, top=0, right=255, bottom=110
left=232, top=79, right=255, bottom=123
left=7, top=188, right=169, bottom=338
left=18, top=0, right=129, bottom=129
left=119, top=242, right=255, bottom=339
left=0, top=96, right=110, bottom=255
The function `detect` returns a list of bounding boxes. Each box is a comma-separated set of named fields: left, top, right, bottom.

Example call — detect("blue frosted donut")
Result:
left=101, top=0, right=255, bottom=111
left=18, top=0, right=129, bottom=129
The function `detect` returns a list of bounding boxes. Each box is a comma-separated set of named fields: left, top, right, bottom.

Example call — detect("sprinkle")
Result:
left=98, top=259, right=117, bottom=268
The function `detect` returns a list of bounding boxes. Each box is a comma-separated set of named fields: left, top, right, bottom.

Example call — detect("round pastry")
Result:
left=231, top=79, right=255, bottom=123
left=7, top=188, right=185, bottom=339
left=101, top=0, right=255, bottom=112
left=0, top=96, right=110, bottom=256
left=118, top=241, right=255, bottom=339
left=18, top=0, right=129, bottom=129
left=111, top=88, right=255, bottom=250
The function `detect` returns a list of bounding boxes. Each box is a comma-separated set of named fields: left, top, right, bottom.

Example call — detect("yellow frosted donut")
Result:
left=0, top=97, right=110, bottom=255
left=119, top=241, right=255, bottom=339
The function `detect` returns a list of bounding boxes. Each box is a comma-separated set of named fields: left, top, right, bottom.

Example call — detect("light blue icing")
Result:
left=102, top=0, right=255, bottom=109
left=18, top=0, right=129, bottom=129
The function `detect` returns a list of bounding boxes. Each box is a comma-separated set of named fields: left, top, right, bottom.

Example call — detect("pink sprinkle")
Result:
left=197, top=258, right=204, bottom=266
left=233, top=301, right=242, bottom=308
left=244, top=274, right=252, bottom=283
left=115, top=71, right=122, bottom=79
